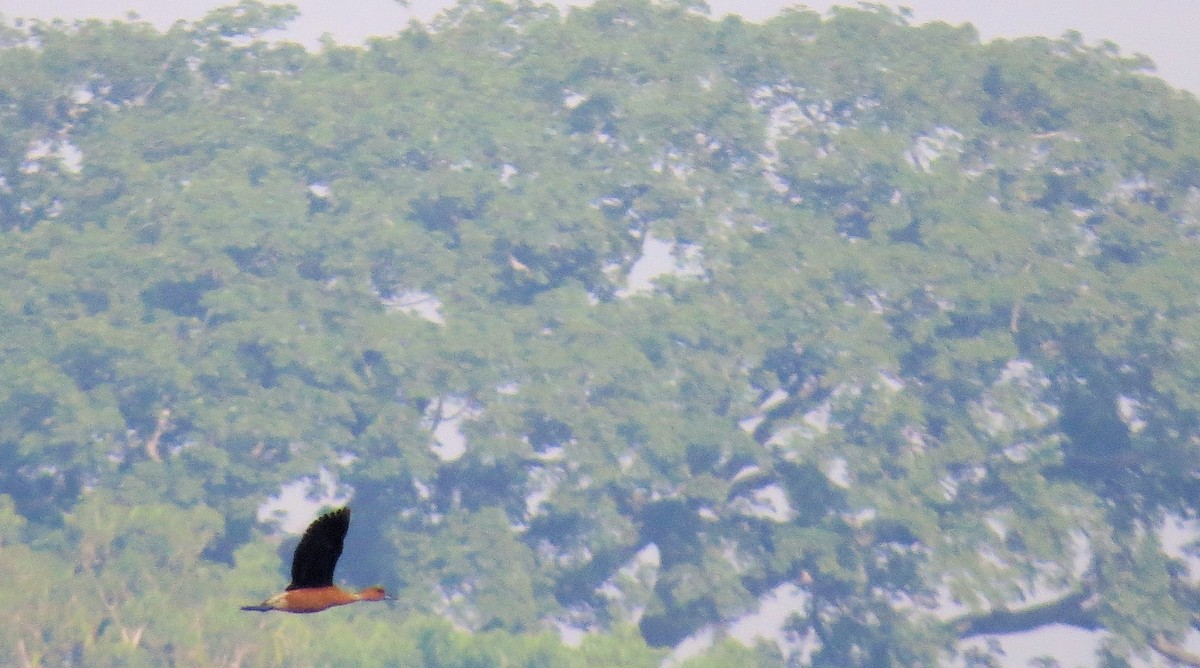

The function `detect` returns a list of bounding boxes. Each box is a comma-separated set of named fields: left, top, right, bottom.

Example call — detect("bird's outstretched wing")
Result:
left=287, top=507, right=351, bottom=590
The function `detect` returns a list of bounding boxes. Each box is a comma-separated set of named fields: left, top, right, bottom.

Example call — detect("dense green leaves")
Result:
left=3, top=0, right=1200, bottom=664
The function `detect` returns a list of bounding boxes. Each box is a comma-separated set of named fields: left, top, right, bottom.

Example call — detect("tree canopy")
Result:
left=3, top=1, right=1200, bottom=665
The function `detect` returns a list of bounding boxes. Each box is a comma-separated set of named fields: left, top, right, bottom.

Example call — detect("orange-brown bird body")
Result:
left=241, top=507, right=388, bottom=613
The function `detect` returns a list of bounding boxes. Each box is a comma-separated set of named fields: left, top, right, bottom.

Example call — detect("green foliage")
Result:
left=2, top=0, right=1200, bottom=664
left=680, top=638, right=784, bottom=667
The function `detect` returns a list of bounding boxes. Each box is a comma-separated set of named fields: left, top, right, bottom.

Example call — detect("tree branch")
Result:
left=951, top=589, right=1099, bottom=638
left=949, top=591, right=1200, bottom=668
left=1151, top=633, right=1200, bottom=668
left=145, top=407, right=172, bottom=463
left=16, top=639, right=32, bottom=668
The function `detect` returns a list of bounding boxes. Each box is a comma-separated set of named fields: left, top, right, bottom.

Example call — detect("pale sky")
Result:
left=4, top=0, right=1198, bottom=95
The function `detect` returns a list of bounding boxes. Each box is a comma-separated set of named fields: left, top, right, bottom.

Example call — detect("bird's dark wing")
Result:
left=287, top=506, right=350, bottom=590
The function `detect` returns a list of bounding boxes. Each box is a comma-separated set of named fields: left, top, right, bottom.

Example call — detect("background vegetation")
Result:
left=2, top=0, right=1200, bottom=665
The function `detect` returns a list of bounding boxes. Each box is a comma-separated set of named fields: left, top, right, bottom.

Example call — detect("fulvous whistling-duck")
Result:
left=241, top=507, right=389, bottom=613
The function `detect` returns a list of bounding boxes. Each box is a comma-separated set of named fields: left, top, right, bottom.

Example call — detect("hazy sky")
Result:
left=5, top=0, right=1199, bottom=95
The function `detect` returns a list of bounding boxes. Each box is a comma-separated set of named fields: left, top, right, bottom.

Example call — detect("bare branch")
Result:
left=951, top=590, right=1099, bottom=638
left=145, top=407, right=172, bottom=463
left=1151, top=633, right=1200, bottom=668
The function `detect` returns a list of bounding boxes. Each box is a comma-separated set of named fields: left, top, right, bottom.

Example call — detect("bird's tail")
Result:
left=240, top=604, right=274, bottom=612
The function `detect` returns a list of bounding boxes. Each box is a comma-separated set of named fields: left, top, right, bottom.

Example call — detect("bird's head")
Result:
left=358, top=585, right=389, bottom=601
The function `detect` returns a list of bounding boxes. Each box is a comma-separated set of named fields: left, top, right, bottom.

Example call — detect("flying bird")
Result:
left=241, top=507, right=389, bottom=613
